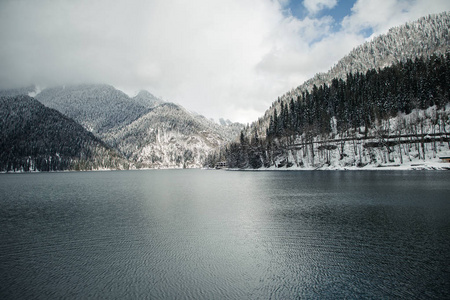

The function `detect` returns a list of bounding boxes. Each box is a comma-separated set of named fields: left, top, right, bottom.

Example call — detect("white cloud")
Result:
left=256, top=15, right=338, bottom=83
left=0, top=0, right=449, bottom=123
left=342, top=0, right=450, bottom=36
left=303, top=0, right=338, bottom=15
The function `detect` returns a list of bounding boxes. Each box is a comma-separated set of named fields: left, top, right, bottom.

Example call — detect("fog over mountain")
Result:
left=0, top=83, right=242, bottom=170
left=210, top=12, right=450, bottom=170
left=1, top=0, right=448, bottom=123
left=1, top=6, right=450, bottom=171
left=250, top=11, right=450, bottom=138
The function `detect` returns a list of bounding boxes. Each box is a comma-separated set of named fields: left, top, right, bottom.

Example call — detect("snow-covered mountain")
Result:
left=104, top=102, right=242, bottom=168
left=35, top=84, right=150, bottom=134
left=132, top=90, right=165, bottom=109
left=1, top=84, right=243, bottom=169
left=0, top=95, right=128, bottom=172
left=253, top=11, right=450, bottom=138
left=220, top=12, right=450, bottom=170
left=296, top=12, right=450, bottom=94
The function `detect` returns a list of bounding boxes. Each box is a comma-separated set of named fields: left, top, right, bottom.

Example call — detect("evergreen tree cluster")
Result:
left=0, top=95, right=126, bottom=171
left=267, top=53, right=449, bottom=139
left=104, top=101, right=242, bottom=169
left=36, top=84, right=151, bottom=134
left=0, top=85, right=243, bottom=171
left=218, top=54, right=450, bottom=169
left=285, top=12, right=450, bottom=104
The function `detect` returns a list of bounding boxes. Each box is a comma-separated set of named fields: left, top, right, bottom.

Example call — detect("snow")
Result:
left=249, top=12, right=450, bottom=142
left=229, top=159, right=450, bottom=171
left=103, top=101, right=243, bottom=169
left=231, top=105, right=450, bottom=171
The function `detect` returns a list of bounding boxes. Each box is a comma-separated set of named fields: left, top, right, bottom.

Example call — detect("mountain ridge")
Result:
left=213, top=12, right=450, bottom=170
left=3, top=84, right=244, bottom=169
left=35, top=84, right=150, bottom=134
left=0, top=95, right=128, bottom=172
left=287, top=12, right=449, bottom=99
left=249, top=11, right=450, bottom=139
left=104, top=101, right=242, bottom=168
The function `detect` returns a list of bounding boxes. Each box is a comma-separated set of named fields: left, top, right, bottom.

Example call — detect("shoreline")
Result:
left=226, top=160, right=450, bottom=171
left=2, top=161, right=450, bottom=173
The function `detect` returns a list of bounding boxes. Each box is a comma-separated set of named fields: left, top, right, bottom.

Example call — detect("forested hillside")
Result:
left=0, top=95, right=128, bottom=172
left=105, top=102, right=242, bottom=168
left=298, top=12, right=449, bottom=94
left=206, top=12, right=450, bottom=170
left=32, top=84, right=243, bottom=168
left=0, top=84, right=243, bottom=171
left=35, top=84, right=150, bottom=134
left=265, top=54, right=449, bottom=140
left=132, top=90, right=165, bottom=109
left=212, top=53, right=450, bottom=169
left=251, top=12, right=450, bottom=140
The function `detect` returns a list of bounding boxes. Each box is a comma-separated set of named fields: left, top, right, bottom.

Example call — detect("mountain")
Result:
left=296, top=12, right=450, bottom=94
left=217, top=12, right=450, bottom=170
left=3, top=84, right=244, bottom=169
left=35, top=84, right=150, bottom=134
left=132, top=90, right=164, bottom=109
left=254, top=11, right=450, bottom=138
left=0, top=95, right=128, bottom=172
left=263, top=11, right=450, bottom=135
left=104, top=102, right=242, bottom=168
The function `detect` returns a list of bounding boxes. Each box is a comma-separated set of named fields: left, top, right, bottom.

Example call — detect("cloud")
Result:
left=0, top=0, right=284, bottom=123
left=0, top=0, right=449, bottom=123
left=256, top=15, right=339, bottom=83
left=303, top=0, right=338, bottom=15
left=342, top=0, right=450, bottom=36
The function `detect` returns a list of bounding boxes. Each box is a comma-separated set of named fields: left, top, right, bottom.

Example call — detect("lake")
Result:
left=0, top=170, right=449, bottom=299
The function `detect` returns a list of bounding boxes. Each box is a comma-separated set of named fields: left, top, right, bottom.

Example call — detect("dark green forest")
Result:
left=0, top=95, right=127, bottom=172
left=208, top=53, right=450, bottom=169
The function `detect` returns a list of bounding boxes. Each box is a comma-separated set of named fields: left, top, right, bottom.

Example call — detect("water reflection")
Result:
left=248, top=171, right=450, bottom=298
left=0, top=170, right=449, bottom=299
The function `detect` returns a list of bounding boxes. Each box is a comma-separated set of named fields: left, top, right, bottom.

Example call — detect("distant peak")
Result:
left=132, top=90, right=164, bottom=108
left=136, top=90, right=156, bottom=97
left=28, top=85, right=42, bottom=97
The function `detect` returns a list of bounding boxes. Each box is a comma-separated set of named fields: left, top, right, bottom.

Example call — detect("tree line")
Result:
left=0, top=95, right=128, bottom=172
left=206, top=53, right=450, bottom=169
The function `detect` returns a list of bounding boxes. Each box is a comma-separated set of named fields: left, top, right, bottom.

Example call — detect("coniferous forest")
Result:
left=0, top=96, right=128, bottom=171
left=209, top=53, right=450, bottom=169
left=2, top=13, right=449, bottom=172
left=0, top=88, right=242, bottom=172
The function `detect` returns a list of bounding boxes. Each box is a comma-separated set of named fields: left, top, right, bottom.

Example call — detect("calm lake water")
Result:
left=0, top=170, right=449, bottom=299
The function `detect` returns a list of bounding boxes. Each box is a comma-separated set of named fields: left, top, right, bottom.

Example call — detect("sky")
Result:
left=0, top=0, right=449, bottom=123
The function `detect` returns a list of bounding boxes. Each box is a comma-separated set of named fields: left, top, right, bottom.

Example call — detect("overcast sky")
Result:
left=0, top=0, right=449, bottom=123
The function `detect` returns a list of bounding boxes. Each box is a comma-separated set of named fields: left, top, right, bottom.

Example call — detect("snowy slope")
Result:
left=296, top=12, right=450, bottom=94
left=269, top=106, right=450, bottom=170
left=105, top=102, right=242, bottom=168
left=35, top=84, right=150, bottom=134
left=1, top=83, right=243, bottom=170
left=0, top=95, right=128, bottom=172
left=220, top=12, right=450, bottom=170
left=132, top=90, right=164, bottom=109
left=253, top=11, right=450, bottom=138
